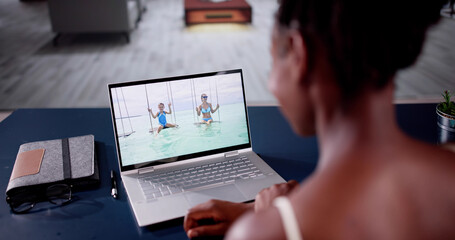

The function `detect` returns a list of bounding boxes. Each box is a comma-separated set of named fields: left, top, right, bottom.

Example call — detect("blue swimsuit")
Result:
left=201, top=106, right=212, bottom=121
left=158, top=112, right=167, bottom=127
left=201, top=106, right=211, bottom=114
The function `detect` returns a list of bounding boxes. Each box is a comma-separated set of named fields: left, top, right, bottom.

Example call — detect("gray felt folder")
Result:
left=6, top=135, right=99, bottom=204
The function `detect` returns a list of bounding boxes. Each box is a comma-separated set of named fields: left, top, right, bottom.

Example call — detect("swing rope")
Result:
left=168, top=82, right=177, bottom=124
left=144, top=85, right=154, bottom=133
left=166, top=82, right=171, bottom=109
left=192, top=80, right=199, bottom=122
left=215, top=79, right=221, bottom=121
left=164, top=82, right=172, bottom=124
left=209, top=80, right=214, bottom=120
left=190, top=80, right=196, bottom=123
left=209, top=80, right=213, bottom=103
left=121, top=88, right=134, bottom=133
left=115, top=89, right=126, bottom=137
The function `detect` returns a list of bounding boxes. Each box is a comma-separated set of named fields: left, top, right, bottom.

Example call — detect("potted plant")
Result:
left=436, top=90, right=455, bottom=143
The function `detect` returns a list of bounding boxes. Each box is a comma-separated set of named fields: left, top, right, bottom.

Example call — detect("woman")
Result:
left=184, top=0, right=455, bottom=239
left=196, top=93, right=219, bottom=125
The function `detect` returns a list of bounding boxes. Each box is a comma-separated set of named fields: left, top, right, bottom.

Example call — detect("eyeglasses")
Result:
left=202, top=96, right=208, bottom=99
left=7, top=184, right=73, bottom=214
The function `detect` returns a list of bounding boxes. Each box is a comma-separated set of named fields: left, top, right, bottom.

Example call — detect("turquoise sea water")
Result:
left=117, top=103, right=249, bottom=166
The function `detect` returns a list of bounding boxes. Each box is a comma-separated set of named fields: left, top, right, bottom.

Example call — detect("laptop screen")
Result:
left=108, top=70, right=251, bottom=171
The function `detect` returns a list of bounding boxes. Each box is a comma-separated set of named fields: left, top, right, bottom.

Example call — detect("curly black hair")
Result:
left=276, top=0, right=446, bottom=99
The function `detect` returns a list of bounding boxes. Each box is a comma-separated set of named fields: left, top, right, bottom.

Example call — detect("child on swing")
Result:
left=148, top=103, right=176, bottom=134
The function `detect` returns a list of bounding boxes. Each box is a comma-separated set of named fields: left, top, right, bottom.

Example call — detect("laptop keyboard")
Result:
left=138, top=156, right=264, bottom=200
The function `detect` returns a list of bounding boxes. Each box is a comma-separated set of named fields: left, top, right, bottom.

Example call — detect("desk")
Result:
left=0, top=104, right=438, bottom=239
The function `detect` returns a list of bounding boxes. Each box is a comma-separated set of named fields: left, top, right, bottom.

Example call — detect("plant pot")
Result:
left=436, top=104, right=455, bottom=144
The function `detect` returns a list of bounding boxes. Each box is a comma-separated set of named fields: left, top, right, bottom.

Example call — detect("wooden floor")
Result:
left=0, top=0, right=454, bottom=109
left=0, top=111, right=12, bottom=123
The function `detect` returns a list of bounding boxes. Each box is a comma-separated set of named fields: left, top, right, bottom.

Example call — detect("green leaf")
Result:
left=441, top=102, right=448, bottom=112
left=439, top=91, right=455, bottom=115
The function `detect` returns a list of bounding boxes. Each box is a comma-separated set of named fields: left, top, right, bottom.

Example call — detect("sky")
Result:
left=111, top=72, right=245, bottom=117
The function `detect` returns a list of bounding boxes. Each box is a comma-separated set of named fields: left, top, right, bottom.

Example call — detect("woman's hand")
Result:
left=148, top=108, right=152, bottom=113
left=168, top=103, right=172, bottom=107
left=216, top=103, right=220, bottom=109
left=254, top=180, right=299, bottom=212
left=184, top=199, right=253, bottom=239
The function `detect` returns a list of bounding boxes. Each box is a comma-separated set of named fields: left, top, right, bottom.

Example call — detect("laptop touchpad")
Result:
left=185, top=184, right=247, bottom=207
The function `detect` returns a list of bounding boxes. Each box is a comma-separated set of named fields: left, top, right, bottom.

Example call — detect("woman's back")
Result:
left=292, top=136, right=455, bottom=240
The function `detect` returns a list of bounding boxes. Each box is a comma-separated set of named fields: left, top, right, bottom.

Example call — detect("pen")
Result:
left=111, top=170, right=118, bottom=199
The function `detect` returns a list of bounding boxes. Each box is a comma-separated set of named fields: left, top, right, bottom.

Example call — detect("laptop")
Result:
left=108, top=69, right=285, bottom=226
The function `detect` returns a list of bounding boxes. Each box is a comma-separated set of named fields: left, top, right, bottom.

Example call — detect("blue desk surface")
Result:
left=0, top=104, right=438, bottom=239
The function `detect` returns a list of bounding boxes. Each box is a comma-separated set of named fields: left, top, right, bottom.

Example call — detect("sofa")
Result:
left=47, top=0, right=140, bottom=45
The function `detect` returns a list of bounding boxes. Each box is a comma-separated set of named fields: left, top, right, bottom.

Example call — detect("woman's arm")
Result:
left=196, top=105, right=201, bottom=116
left=210, top=103, right=219, bottom=113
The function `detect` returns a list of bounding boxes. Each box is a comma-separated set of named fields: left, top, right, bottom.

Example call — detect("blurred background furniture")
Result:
left=441, top=0, right=454, bottom=18
left=184, top=0, right=252, bottom=25
left=136, top=0, right=148, bottom=22
left=47, top=0, right=140, bottom=45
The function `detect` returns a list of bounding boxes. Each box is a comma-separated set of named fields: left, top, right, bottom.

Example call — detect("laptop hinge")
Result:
left=138, top=167, right=155, bottom=175
left=224, top=150, right=239, bottom=158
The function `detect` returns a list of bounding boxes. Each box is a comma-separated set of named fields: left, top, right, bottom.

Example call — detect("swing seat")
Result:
left=118, top=131, right=135, bottom=138
left=149, top=127, right=168, bottom=133
left=149, top=124, right=178, bottom=133
left=193, top=121, right=221, bottom=125
left=149, top=127, right=166, bottom=133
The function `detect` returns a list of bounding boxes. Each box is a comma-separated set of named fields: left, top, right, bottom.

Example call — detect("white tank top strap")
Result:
left=273, top=196, right=303, bottom=240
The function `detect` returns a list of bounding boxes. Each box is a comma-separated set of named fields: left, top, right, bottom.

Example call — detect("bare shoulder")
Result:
left=286, top=169, right=372, bottom=239
left=226, top=207, right=285, bottom=240
left=393, top=139, right=455, bottom=199
left=396, top=140, right=455, bottom=181
left=289, top=143, right=455, bottom=239
left=385, top=140, right=455, bottom=237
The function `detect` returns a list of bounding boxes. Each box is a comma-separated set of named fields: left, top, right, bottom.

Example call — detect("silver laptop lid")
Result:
left=108, top=69, right=252, bottom=172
